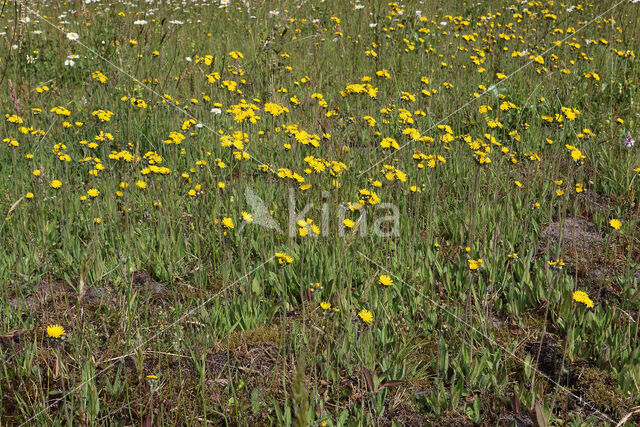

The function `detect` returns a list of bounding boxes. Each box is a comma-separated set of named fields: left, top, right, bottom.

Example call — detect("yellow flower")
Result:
left=379, top=274, right=393, bottom=287
left=46, top=324, right=66, bottom=338
left=136, top=180, right=147, bottom=189
left=50, top=180, right=62, bottom=189
left=222, top=217, right=235, bottom=229
left=241, top=211, right=253, bottom=222
left=609, top=219, right=622, bottom=230
left=320, top=302, right=331, bottom=310
left=572, top=290, right=594, bottom=308
left=343, top=218, right=355, bottom=228
left=358, top=309, right=373, bottom=324
left=548, top=258, right=565, bottom=268
left=33, top=169, right=41, bottom=176
left=26, top=192, right=34, bottom=199
left=468, top=259, right=482, bottom=270
left=87, top=188, right=99, bottom=198
left=275, top=252, right=293, bottom=264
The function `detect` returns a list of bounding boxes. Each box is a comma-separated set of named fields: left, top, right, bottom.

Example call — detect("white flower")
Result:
left=168, top=20, right=183, bottom=25
left=185, top=57, right=192, bottom=62
left=66, top=32, right=79, bottom=41
left=210, top=108, right=222, bottom=114
left=369, top=23, right=377, bottom=28
left=65, top=59, right=75, bottom=67
left=269, top=10, right=280, bottom=16
left=623, top=132, right=635, bottom=148
left=134, top=20, right=148, bottom=25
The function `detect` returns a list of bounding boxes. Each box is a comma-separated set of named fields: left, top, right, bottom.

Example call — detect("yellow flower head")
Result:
left=468, top=259, right=482, bottom=270
left=275, top=252, right=293, bottom=265
left=609, top=219, right=622, bottom=230
left=572, top=290, right=594, bottom=308
left=358, top=309, right=373, bottom=324
left=241, top=211, right=253, bottom=222
left=46, top=324, right=66, bottom=338
left=343, top=218, right=356, bottom=228
left=222, top=217, right=235, bottom=229
left=379, top=274, right=393, bottom=287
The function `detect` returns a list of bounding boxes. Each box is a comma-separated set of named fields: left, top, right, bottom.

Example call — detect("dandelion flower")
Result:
left=572, top=290, right=594, bottom=308
left=320, top=302, right=331, bottom=310
left=275, top=252, right=293, bottom=264
left=609, top=219, right=622, bottom=230
left=241, top=211, right=253, bottom=222
left=379, top=274, right=393, bottom=286
left=46, top=324, right=66, bottom=338
left=468, top=259, right=482, bottom=270
left=222, top=217, right=235, bottom=229
left=358, top=309, right=373, bottom=324
left=50, top=180, right=62, bottom=189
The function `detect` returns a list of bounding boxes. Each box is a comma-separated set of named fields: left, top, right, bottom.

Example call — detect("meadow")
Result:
left=1, top=0, right=640, bottom=425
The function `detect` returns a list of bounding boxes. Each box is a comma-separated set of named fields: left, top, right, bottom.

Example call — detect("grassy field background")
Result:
left=1, top=0, right=640, bottom=424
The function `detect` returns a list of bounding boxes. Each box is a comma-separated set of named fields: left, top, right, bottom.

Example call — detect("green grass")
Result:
left=1, top=0, right=640, bottom=424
